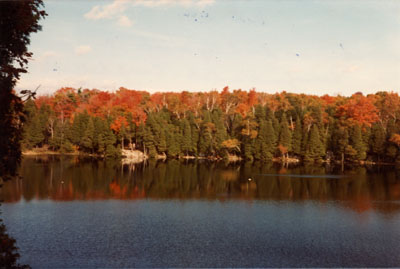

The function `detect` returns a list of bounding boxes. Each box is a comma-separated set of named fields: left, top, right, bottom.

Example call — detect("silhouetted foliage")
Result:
left=1, top=1, right=46, bottom=268
left=1, top=0, right=47, bottom=180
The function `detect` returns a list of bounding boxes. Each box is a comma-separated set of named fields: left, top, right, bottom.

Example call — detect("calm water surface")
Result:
left=1, top=156, right=400, bottom=268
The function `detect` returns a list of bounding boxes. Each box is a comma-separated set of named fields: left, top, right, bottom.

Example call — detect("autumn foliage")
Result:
left=22, top=86, right=400, bottom=163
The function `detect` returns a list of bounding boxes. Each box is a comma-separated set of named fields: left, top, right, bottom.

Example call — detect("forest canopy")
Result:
left=22, top=87, right=400, bottom=163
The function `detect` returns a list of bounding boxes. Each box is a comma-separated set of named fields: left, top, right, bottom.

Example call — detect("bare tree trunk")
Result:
left=289, top=115, right=294, bottom=130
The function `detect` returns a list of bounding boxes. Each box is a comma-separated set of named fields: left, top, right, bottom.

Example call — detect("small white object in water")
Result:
left=61, top=181, right=64, bottom=184
left=248, top=178, right=252, bottom=181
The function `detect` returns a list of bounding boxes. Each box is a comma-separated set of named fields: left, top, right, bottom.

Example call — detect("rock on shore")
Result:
left=121, top=149, right=147, bottom=163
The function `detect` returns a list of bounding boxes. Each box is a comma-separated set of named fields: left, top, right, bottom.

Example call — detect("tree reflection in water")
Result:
left=2, top=156, right=400, bottom=215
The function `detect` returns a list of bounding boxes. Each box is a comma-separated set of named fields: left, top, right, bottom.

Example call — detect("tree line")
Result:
left=22, top=86, right=400, bottom=163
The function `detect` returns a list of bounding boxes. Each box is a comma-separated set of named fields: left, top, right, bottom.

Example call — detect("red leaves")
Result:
left=87, top=91, right=112, bottom=117
left=35, top=95, right=53, bottom=109
left=36, top=87, right=389, bottom=133
left=111, top=116, right=128, bottom=133
left=336, top=94, right=379, bottom=127
left=112, top=88, right=147, bottom=125
left=52, top=87, right=79, bottom=121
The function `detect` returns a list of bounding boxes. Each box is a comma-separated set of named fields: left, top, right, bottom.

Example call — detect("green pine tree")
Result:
left=304, top=125, right=324, bottom=162
left=211, top=109, right=227, bottom=155
left=371, top=123, right=386, bottom=162
left=27, top=115, right=45, bottom=148
left=157, top=129, right=168, bottom=154
left=291, top=116, right=302, bottom=157
left=81, top=117, right=95, bottom=152
left=198, top=111, right=214, bottom=156
left=181, top=118, right=192, bottom=156
left=332, top=125, right=349, bottom=164
left=350, top=125, right=367, bottom=161
left=166, top=125, right=181, bottom=157
left=256, top=119, right=275, bottom=161
left=70, top=111, right=89, bottom=147
left=278, top=113, right=292, bottom=158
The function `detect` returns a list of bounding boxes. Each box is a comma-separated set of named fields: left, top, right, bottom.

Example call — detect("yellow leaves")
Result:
left=345, top=145, right=357, bottom=157
left=204, top=122, right=215, bottom=132
left=221, top=139, right=240, bottom=150
left=250, top=130, right=258, bottom=139
left=241, top=128, right=258, bottom=138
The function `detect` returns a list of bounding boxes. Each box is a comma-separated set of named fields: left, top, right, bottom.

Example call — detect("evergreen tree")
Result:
left=166, top=125, right=181, bottom=157
left=157, top=129, right=168, bottom=154
left=291, top=116, right=302, bottom=156
left=26, top=115, right=44, bottom=148
left=301, top=126, right=309, bottom=158
left=332, top=125, right=349, bottom=163
left=278, top=113, right=292, bottom=158
left=22, top=99, right=37, bottom=148
left=181, top=118, right=192, bottom=155
left=243, top=139, right=254, bottom=161
left=23, top=99, right=37, bottom=120
left=103, top=121, right=120, bottom=158
left=256, top=120, right=275, bottom=161
left=141, top=124, right=156, bottom=156
left=304, top=125, right=324, bottom=162
left=22, top=99, right=48, bottom=149
left=265, top=120, right=277, bottom=155
left=254, top=105, right=266, bottom=123
left=371, top=123, right=386, bottom=161
left=266, top=108, right=280, bottom=138
left=136, top=123, right=146, bottom=153
left=188, top=116, right=199, bottom=155
left=212, top=109, right=228, bottom=155
left=386, top=144, right=398, bottom=160
left=81, top=117, right=95, bottom=152
left=198, top=111, right=214, bottom=156
left=70, top=111, right=89, bottom=147
left=350, top=125, right=367, bottom=161
left=93, top=117, right=105, bottom=153
left=253, top=138, right=262, bottom=160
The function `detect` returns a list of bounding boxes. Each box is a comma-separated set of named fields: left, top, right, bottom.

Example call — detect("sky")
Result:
left=17, top=0, right=400, bottom=96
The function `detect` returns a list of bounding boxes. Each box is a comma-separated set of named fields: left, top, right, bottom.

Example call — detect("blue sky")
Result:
left=18, top=0, right=400, bottom=96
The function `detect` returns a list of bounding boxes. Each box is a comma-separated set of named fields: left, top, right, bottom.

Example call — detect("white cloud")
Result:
left=117, top=15, right=133, bottom=27
left=129, top=29, right=187, bottom=47
left=131, top=0, right=215, bottom=8
left=84, top=0, right=215, bottom=24
left=84, top=0, right=129, bottom=20
left=75, top=45, right=92, bottom=55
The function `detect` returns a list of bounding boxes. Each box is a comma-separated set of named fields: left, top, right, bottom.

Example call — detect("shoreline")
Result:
left=22, top=150, right=399, bottom=166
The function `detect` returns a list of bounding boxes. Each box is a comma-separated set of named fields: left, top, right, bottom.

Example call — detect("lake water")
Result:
left=1, top=156, right=400, bottom=268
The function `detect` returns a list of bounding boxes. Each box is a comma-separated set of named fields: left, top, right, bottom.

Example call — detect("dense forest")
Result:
left=22, top=86, right=400, bottom=163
